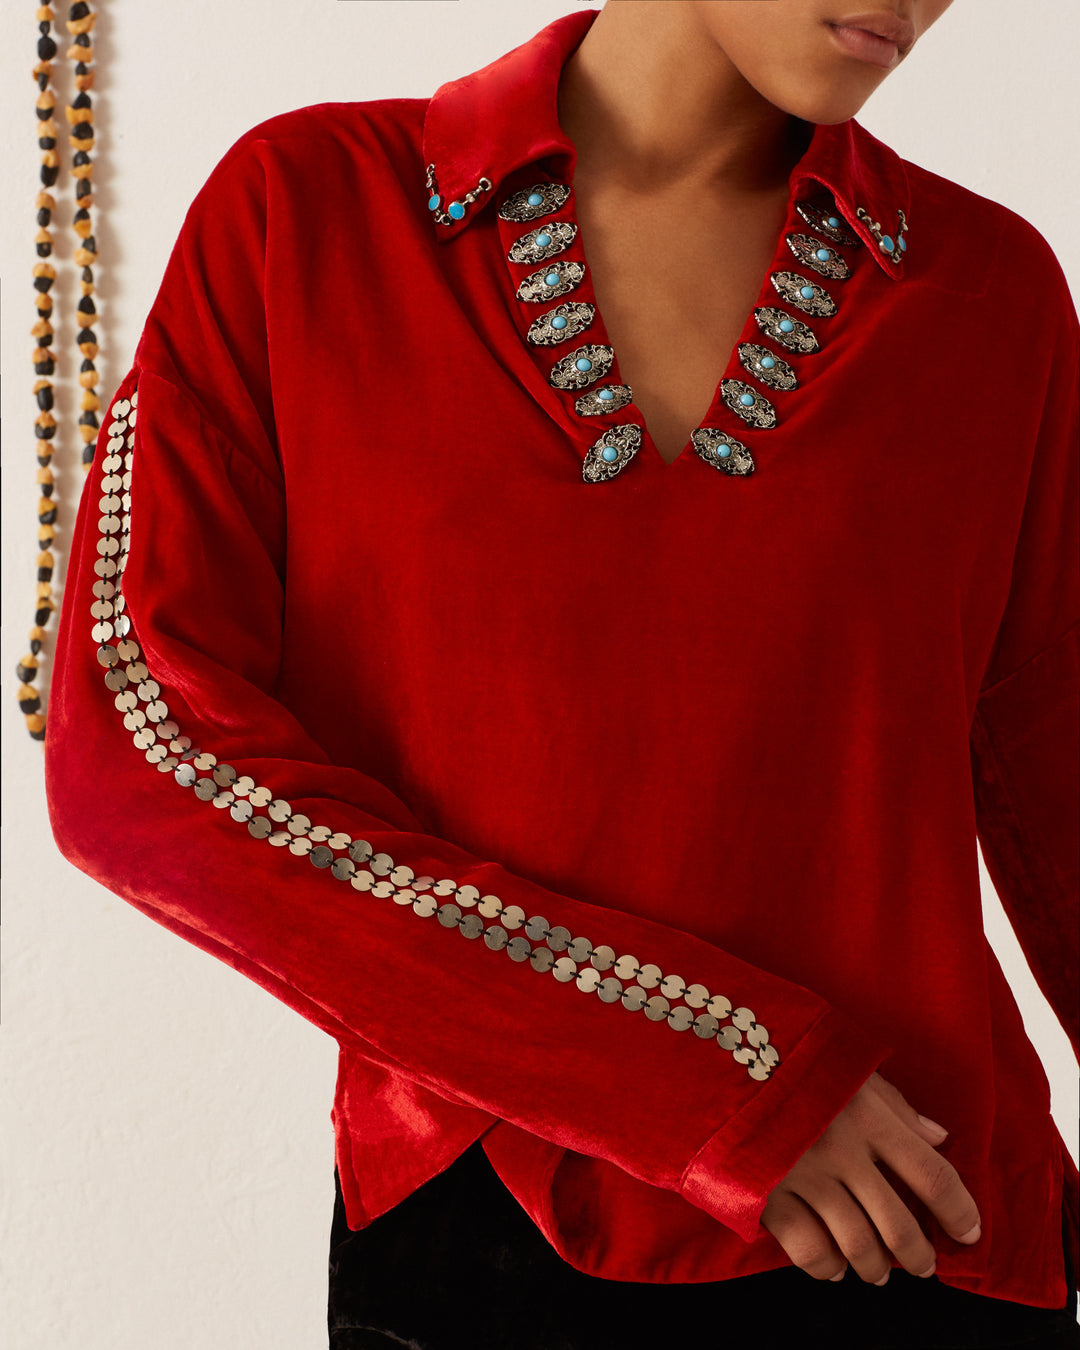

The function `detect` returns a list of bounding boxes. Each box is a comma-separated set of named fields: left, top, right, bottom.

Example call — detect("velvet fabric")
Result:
left=45, top=6, right=1078, bottom=1311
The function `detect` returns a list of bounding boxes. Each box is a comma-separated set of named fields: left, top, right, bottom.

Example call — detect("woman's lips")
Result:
left=827, top=22, right=902, bottom=67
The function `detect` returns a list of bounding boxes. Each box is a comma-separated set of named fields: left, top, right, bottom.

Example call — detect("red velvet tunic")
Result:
left=45, top=6, right=1078, bottom=1309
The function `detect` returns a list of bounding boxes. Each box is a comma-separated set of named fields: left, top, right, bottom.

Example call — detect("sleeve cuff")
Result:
left=679, top=1005, right=895, bottom=1242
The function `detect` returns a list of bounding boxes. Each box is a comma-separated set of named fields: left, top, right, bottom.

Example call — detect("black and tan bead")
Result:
left=21, top=3, right=100, bottom=741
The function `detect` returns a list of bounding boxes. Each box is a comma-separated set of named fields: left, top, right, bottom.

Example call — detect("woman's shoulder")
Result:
left=234, top=96, right=425, bottom=143
left=201, top=97, right=430, bottom=180
left=899, top=149, right=1071, bottom=301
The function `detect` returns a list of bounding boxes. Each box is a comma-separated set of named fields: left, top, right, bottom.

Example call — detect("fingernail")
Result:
left=957, top=1223, right=981, bottom=1244
left=874, top=1271, right=890, bottom=1286
left=917, top=1114, right=948, bottom=1138
left=828, top=1270, right=846, bottom=1282
left=916, top=1260, right=937, bottom=1278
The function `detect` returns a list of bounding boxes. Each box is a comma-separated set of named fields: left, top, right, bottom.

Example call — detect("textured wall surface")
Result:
left=2, top=2, right=1077, bottom=1346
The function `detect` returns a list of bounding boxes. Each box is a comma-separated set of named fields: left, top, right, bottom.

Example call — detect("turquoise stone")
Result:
left=718, top=444, right=731, bottom=458
left=448, top=201, right=465, bottom=220
left=800, top=285, right=814, bottom=299
left=551, top=315, right=567, bottom=330
left=427, top=194, right=441, bottom=211
left=779, top=319, right=794, bottom=333
left=528, top=192, right=543, bottom=206
left=545, top=272, right=560, bottom=286
left=899, top=235, right=907, bottom=251
left=815, top=247, right=830, bottom=262
left=881, top=234, right=894, bottom=252
left=740, top=392, right=755, bottom=407
left=827, top=215, right=839, bottom=228
left=761, top=356, right=776, bottom=369
left=576, top=357, right=592, bottom=372
left=598, top=388, right=614, bottom=401
left=537, top=232, right=551, bottom=247
left=601, top=445, right=618, bottom=462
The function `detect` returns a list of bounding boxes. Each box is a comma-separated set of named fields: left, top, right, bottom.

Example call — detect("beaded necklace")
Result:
left=20, top=1, right=101, bottom=742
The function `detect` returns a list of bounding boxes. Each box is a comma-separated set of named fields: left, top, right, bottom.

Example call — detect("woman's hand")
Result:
left=760, top=1071, right=981, bottom=1285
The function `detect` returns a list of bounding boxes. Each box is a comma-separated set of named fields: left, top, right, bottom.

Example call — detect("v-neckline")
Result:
left=493, top=139, right=858, bottom=481
left=565, top=171, right=803, bottom=470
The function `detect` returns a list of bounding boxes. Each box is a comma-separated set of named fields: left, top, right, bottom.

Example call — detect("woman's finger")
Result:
left=866, top=1072, right=950, bottom=1146
left=842, top=1160, right=940, bottom=1280
left=843, top=1073, right=981, bottom=1247
left=872, top=1118, right=981, bottom=1248
left=760, top=1186, right=850, bottom=1283
left=776, top=1172, right=896, bottom=1285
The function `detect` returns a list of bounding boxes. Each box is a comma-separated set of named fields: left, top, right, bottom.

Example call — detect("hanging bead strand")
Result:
left=21, top=2, right=99, bottom=743
left=66, top=2, right=102, bottom=474
left=24, top=4, right=62, bottom=742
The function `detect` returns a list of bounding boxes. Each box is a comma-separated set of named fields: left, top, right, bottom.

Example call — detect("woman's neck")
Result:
left=556, top=3, right=814, bottom=198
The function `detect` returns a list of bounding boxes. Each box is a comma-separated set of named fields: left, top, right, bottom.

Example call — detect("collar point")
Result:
left=429, top=213, right=470, bottom=244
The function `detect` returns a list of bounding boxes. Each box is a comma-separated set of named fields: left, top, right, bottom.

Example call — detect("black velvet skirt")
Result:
left=327, top=1138, right=1079, bottom=1350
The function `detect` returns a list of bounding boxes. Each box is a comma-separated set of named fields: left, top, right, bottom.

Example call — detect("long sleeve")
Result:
left=44, top=125, right=896, bottom=1246
left=969, top=268, right=1080, bottom=1064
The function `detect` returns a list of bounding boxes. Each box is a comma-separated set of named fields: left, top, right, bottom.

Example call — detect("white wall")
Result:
left=2, top=3, right=1077, bottom=1346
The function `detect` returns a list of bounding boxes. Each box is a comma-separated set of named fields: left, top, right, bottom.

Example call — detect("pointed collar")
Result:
left=422, top=7, right=912, bottom=277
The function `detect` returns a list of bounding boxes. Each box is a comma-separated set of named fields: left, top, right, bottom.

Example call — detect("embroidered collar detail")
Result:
left=422, top=7, right=911, bottom=277
left=423, top=8, right=913, bottom=482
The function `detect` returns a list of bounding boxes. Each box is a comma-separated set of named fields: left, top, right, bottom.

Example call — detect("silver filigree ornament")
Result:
left=753, top=305, right=820, bottom=355
left=721, top=378, right=778, bottom=429
left=582, top=423, right=644, bottom=483
left=515, top=260, right=587, bottom=303
left=769, top=270, right=837, bottom=319
left=737, top=343, right=798, bottom=392
left=691, top=428, right=756, bottom=477
left=574, top=384, right=634, bottom=417
left=507, top=221, right=578, bottom=265
left=548, top=343, right=615, bottom=391
left=527, top=301, right=596, bottom=347
left=92, top=385, right=780, bottom=1081
left=498, top=181, right=572, bottom=223
left=784, top=233, right=851, bottom=281
left=795, top=200, right=861, bottom=247
left=696, top=207, right=854, bottom=465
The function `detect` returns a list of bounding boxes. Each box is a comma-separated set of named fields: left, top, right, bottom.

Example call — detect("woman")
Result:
left=45, top=2, right=1078, bottom=1347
